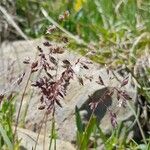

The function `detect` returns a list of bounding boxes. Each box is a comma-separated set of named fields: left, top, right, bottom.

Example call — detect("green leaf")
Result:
left=105, top=130, right=117, bottom=150
left=137, top=144, right=148, bottom=150
left=86, top=117, right=96, bottom=139
left=0, top=123, right=13, bottom=150
left=75, top=106, right=84, bottom=133
left=97, top=125, right=107, bottom=143
left=80, top=116, right=97, bottom=150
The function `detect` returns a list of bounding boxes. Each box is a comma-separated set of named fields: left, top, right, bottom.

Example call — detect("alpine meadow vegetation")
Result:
left=0, top=0, right=150, bottom=150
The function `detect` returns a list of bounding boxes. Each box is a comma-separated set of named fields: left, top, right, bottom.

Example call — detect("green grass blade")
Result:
left=80, top=116, right=96, bottom=150
left=75, top=106, right=84, bottom=133
left=41, top=7, right=86, bottom=45
left=0, top=123, right=13, bottom=150
left=97, top=125, right=107, bottom=143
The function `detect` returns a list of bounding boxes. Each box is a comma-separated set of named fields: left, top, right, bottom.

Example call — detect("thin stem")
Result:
left=49, top=107, right=56, bottom=150
left=14, top=70, right=32, bottom=140
left=127, top=101, right=147, bottom=145
left=34, top=113, right=46, bottom=150
left=54, top=134, right=56, bottom=150
left=21, top=68, right=43, bottom=127
left=0, top=6, right=28, bottom=40
left=79, top=109, right=95, bottom=149
left=55, top=54, right=59, bottom=80
left=43, top=114, right=48, bottom=150
left=41, top=8, right=87, bottom=46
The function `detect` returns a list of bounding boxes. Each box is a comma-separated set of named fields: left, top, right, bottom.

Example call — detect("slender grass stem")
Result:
left=43, top=114, right=48, bottom=150
left=34, top=113, right=47, bottom=150
left=49, top=107, right=56, bottom=150
left=41, top=8, right=87, bottom=46
left=14, top=70, right=32, bottom=140
left=127, top=101, right=147, bottom=145
left=79, top=109, right=95, bottom=149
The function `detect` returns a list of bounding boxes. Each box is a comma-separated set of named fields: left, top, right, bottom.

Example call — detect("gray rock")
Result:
left=16, top=127, right=75, bottom=150
left=0, top=39, right=137, bottom=144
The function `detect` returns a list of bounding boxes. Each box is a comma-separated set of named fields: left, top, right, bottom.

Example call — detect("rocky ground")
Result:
left=0, top=39, right=137, bottom=149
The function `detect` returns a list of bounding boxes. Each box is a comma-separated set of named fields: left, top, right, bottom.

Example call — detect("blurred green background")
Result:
left=1, top=0, right=150, bottom=65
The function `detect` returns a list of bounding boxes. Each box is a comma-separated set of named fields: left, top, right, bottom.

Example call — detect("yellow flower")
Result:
left=74, top=0, right=86, bottom=12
